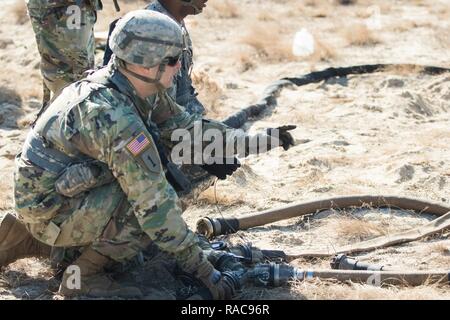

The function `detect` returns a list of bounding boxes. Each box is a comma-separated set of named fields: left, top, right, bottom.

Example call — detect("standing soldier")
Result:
left=26, top=0, right=104, bottom=101
left=146, top=0, right=208, bottom=115
left=104, top=0, right=209, bottom=115
left=4, top=10, right=294, bottom=298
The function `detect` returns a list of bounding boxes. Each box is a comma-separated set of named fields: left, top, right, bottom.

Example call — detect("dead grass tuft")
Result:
left=11, top=0, right=28, bottom=25
left=95, top=0, right=147, bottom=30
left=333, top=216, right=386, bottom=241
left=191, top=70, right=224, bottom=115
left=435, top=28, right=450, bottom=49
left=309, top=37, right=337, bottom=63
left=197, top=187, right=245, bottom=206
left=240, top=22, right=296, bottom=63
left=236, top=51, right=256, bottom=72
left=432, top=5, right=450, bottom=20
left=257, top=11, right=275, bottom=22
left=0, top=182, right=13, bottom=210
left=17, top=113, right=36, bottom=129
left=305, top=0, right=318, bottom=6
left=429, top=243, right=450, bottom=255
left=289, top=279, right=450, bottom=299
left=344, top=24, right=380, bottom=46
left=391, top=20, right=423, bottom=33
left=383, top=64, right=425, bottom=76
left=208, top=0, right=240, bottom=19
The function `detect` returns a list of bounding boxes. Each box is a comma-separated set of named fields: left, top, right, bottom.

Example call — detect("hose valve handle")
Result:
left=196, top=217, right=239, bottom=239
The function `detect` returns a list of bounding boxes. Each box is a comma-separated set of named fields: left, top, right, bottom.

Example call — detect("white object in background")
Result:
left=365, top=5, right=382, bottom=30
left=292, top=28, right=315, bottom=57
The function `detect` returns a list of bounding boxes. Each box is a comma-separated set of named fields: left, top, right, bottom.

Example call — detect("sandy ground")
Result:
left=0, top=0, right=449, bottom=299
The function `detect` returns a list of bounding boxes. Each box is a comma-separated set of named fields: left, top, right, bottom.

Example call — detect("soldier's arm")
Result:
left=153, top=92, right=284, bottom=162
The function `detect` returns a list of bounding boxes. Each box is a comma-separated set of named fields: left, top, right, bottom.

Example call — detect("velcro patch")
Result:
left=126, top=132, right=151, bottom=156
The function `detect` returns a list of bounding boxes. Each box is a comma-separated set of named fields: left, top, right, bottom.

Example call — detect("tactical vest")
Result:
left=23, top=68, right=192, bottom=192
left=23, top=80, right=102, bottom=175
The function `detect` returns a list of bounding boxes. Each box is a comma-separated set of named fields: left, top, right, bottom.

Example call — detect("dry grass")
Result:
left=17, top=113, right=36, bottom=129
left=391, top=20, right=419, bottom=33
left=344, top=24, right=380, bottom=46
left=257, top=11, right=275, bottom=22
left=332, top=216, right=386, bottom=241
left=429, top=243, right=450, bottom=255
left=435, top=28, right=450, bottom=49
left=1, top=66, right=41, bottom=103
left=309, top=37, right=337, bottom=63
left=383, top=64, right=425, bottom=76
left=11, top=0, right=28, bottom=25
left=191, top=70, right=224, bottom=115
left=207, top=0, right=240, bottom=19
left=293, top=169, right=327, bottom=189
left=0, top=182, right=13, bottom=210
left=355, top=2, right=391, bottom=18
left=292, top=281, right=450, bottom=299
left=432, top=5, right=450, bottom=20
left=197, top=186, right=245, bottom=206
left=240, top=22, right=296, bottom=63
left=236, top=51, right=256, bottom=72
left=95, top=0, right=147, bottom=30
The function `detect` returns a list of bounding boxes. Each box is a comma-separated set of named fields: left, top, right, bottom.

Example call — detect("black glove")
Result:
left=200, top=269, right=237, bottom=300
left=201, top=157, right=241, bottom=180
left=267, top=125, right=296, bottom=150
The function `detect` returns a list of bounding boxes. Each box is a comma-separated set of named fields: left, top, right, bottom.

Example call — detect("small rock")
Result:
left=331, top=140, right=350, bottom=146
left=386, top=78, right=405, bottom=88
left=401, top=91, right=413, bottom=99
left=396, top=164, right=415, bottom=183
left=312, top=186, right=333, bottom=193
left=0, top=39, right=13, bottom=49
left=297, top=138, right=312, bottom=144
left=225, top=82, right=239, bottom=89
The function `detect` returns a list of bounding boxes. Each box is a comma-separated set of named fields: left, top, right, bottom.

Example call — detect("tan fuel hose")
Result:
left=196, top=195, right=450, bottom=258
left=291, top=269, right=449, bottom=286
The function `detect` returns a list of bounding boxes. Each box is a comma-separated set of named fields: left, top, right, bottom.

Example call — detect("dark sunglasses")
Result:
left=166, top=54, right=182, bottom=66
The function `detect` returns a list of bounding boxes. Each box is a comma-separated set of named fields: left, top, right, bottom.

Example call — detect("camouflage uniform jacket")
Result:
left=14, top=63, right=206, bottom=255
left=14, top=57, right=279, bottom=253
left=146, top=1, right=205, bottom=115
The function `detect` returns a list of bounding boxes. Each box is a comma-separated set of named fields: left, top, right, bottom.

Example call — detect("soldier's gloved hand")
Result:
left=266, top=125, right=296, bottom=150
left=198, top=269, right=236, bottom=300
left=177, top=245, right=236, bottom=300
left=200, top=157, right=241, bottom=180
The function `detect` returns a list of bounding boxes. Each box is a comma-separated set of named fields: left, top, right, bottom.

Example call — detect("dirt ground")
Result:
left=0, top=0, right=449, bottom=300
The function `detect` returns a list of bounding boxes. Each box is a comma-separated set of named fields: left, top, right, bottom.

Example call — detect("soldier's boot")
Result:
left=59, top=247, right=143, bottom=298
left=0, top=213, right=52, bottom=267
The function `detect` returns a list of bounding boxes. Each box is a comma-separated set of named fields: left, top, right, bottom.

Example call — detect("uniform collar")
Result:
left=108, top=62, right=158, bottom=121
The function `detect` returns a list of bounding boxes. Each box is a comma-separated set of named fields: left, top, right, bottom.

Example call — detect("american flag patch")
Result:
left=126, top=132, right=151, bottom=156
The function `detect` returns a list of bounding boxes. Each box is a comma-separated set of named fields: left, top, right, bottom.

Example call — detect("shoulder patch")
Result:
left=126, top=132, right=151, bottom=156
left=124, top=131, right=162, bottom=174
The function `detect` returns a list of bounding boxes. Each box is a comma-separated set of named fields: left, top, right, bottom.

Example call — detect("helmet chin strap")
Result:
left=121, top=60, right=167, bottom=91
left=180, top=0, right=202, bottom=14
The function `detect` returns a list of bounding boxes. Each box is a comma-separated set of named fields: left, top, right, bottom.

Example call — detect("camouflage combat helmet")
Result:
left=109, top=10, right=184, bottom=83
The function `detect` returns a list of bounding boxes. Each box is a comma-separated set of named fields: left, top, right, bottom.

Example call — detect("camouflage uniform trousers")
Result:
left=26, top=0, right=97, bottom=96
left=28, top=181, right=152, bottom=262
